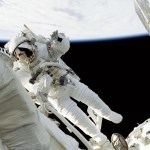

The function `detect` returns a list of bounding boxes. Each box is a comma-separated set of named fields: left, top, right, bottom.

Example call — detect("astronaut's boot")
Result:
left=89, top=133, right=114, bottom=150
left=106, top=111, right=123, bottom=124
left=90, top=139, right=115, bottom=150
left=100, top=140, right=115, bottom=150
left=92, top=133, right=128, bottom=150
left=111, top=133, right=128, bottom=150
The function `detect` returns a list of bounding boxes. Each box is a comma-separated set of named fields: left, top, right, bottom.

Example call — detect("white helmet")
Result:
left=4, top=25, right=39, bottom=58
left=48, top=31, right=70, bottom=60
left=0, top=47, right=13, bottom=68
left=5, top=34, right=30, bottom=56
left=5, top=32, right=36, bottom=63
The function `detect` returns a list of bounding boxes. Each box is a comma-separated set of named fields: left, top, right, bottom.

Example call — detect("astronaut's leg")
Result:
left=71, top=80, right=123, bottom=124
left=49, top=95, right=111, bottom=146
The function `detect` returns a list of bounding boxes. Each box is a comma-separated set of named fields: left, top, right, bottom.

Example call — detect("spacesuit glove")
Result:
left=51, top=30, right=59, bottom=40
left=38, top=103, right=49, bottom=117
left=33, top=97, right=43, bottom=105
left=28, top=91, right=44, bottom=105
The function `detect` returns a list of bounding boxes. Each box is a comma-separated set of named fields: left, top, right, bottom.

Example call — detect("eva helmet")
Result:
left=4, top=34, right=29, bottom=56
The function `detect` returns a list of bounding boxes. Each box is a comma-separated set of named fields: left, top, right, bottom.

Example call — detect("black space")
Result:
left=0, top=35, right=149, bottom=149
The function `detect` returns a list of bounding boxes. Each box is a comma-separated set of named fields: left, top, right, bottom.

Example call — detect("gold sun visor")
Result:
left=134, top=0, right=150, bottom=34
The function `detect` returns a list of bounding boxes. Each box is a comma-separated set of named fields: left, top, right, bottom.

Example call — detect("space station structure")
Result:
left=134, top=0, right=150, bottom=34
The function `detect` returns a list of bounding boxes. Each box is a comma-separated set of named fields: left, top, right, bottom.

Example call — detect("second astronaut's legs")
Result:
left=48, top=93, right=111, bottom=146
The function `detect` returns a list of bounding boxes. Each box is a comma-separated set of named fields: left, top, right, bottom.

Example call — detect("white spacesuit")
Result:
left=0, top=47, right=80, bottom=150
left=6, top=26, right=123, bottom=150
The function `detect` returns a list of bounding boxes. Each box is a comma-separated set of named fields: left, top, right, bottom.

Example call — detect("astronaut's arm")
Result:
left=33, top=74, right=53, bottom=104
left=21, top=24, right=49, bottom=44
left=38, top=74, right=53, bottom=94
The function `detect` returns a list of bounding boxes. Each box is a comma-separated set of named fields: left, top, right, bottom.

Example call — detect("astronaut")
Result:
left=6, top=26, right=123, bottom=150
left=0, top=47, right=80, bottom=150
